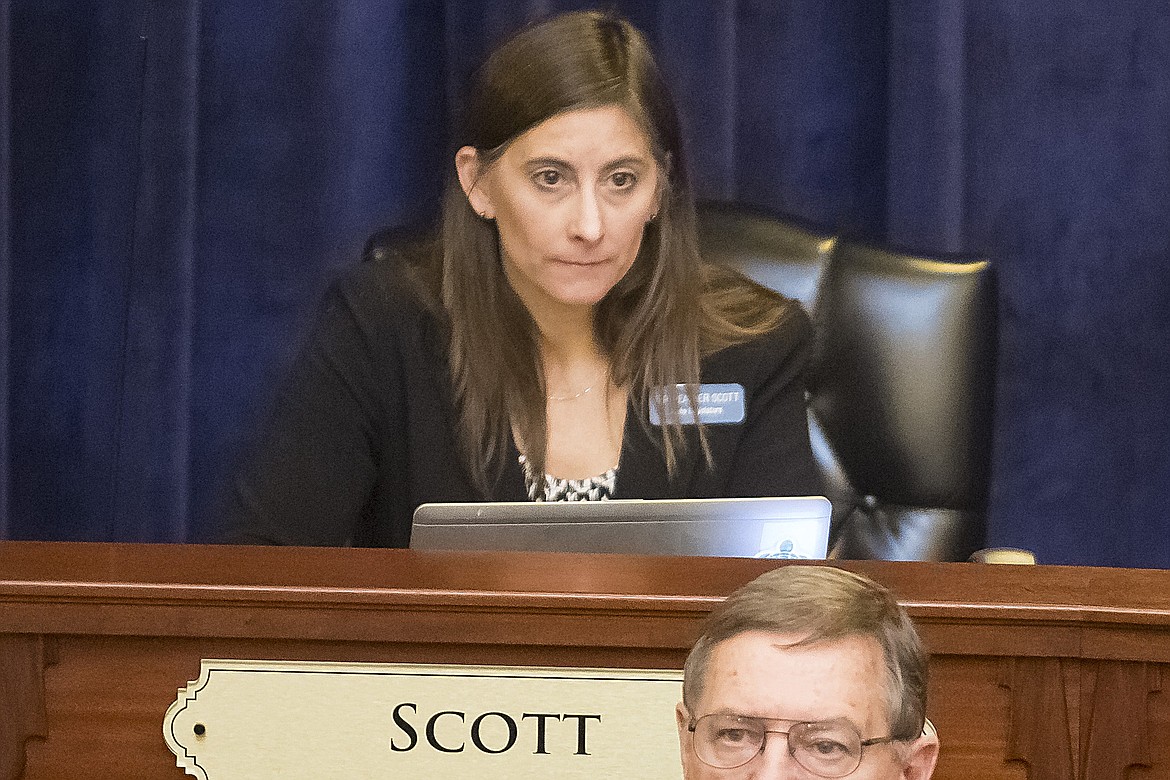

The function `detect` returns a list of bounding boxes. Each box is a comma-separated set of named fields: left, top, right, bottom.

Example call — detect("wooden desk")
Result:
left=2, top=542, right=1169, bottom=779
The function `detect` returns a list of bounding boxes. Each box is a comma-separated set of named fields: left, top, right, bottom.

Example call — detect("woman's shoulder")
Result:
left=705, top=302, right=812, bottom=364
left=699, top=263, right=811, bottom=354
left=327, top=237, right=444, bottom=329
left=697, top=305, right=812, bottom=408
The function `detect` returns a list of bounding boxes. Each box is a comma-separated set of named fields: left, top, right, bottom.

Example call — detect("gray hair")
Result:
left=682, top=565, right=928, bottom=740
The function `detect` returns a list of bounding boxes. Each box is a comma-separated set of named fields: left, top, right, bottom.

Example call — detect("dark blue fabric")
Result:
left=8, top=1, right=147, bottom=539
left=0, top=0, right=10, bottom=536
left=190, top=0, right=447, bottom=543
left=882, top=0, right=1170, bottom=566
left=3, top=1, right=1169, bottom=566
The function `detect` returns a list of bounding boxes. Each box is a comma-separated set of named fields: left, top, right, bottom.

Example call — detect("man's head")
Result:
left=677, top=566, right=938, bottom=779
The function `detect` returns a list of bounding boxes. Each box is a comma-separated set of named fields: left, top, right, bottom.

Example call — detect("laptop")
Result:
left=411, top=496, right=832, bottom=559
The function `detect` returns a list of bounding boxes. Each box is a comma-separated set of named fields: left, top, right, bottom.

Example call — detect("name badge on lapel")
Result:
left=649, top=383, right=746, bottom=426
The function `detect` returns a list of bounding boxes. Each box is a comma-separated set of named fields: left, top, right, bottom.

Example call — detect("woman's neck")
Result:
left=540, top=326, right=607, bottom=399
left=516, top=288, right=596, bottom=360
left=538, top=312, right=595, bottom=360
left=520, top=304, right=605, bottom=401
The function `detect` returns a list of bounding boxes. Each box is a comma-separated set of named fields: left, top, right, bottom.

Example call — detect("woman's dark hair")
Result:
left=422, top=10, right=794, bottom=496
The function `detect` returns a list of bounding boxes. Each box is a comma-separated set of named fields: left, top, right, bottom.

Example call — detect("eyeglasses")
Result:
left=688, top=713, right=900, bottom=778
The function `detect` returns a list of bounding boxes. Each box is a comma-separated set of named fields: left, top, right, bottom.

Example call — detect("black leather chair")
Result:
left=698, top=202, right=996, bottom=561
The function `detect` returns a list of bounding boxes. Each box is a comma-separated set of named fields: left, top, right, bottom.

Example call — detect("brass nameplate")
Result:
left=164, top=660, right=683, bottom=779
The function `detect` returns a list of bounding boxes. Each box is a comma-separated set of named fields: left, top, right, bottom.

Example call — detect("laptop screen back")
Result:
left=411, top=496, right=831, bottom=559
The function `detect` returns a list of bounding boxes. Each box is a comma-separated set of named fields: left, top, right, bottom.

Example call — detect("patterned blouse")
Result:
left=519, top=455, right=618, bottom=501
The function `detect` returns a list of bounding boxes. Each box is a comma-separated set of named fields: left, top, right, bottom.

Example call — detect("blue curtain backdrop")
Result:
left=2, top=1, right=1168, bottom=566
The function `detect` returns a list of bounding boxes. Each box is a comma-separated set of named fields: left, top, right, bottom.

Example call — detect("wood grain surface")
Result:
left=3, top=542, right=1169, bottom=779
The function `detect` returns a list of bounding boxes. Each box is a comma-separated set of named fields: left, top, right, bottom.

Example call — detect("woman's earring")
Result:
left=648, top=212, right=658, bottom=223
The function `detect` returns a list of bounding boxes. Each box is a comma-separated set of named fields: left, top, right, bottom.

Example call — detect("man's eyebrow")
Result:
left=703, top=712, right=801, bottom=727
left=703, top=710, right=863, bottom=728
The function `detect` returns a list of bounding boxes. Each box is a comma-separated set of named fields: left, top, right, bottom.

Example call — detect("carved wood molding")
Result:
left=1081, top=660, right=1160, bottom=779
left=1002, top=657, right=1076, bottom=779
left=0, top=635, right=53, bottom=780
left=1001, top=657, right=1163, bottom=780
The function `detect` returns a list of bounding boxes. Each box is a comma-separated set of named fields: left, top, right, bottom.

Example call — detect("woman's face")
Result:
left=457, top=104, right=661, bottom=320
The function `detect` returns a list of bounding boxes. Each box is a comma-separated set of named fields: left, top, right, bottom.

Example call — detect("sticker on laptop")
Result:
left=754, top=521, right=826, bottom=559
left=649, top=383, right=745, bottom=426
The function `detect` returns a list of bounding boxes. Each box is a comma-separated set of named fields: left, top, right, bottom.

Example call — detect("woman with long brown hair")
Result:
left=223, top=10, right=820, bottom=546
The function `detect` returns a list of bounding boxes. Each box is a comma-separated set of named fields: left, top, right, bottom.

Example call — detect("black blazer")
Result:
left=221, top=258, right=821, bottom=546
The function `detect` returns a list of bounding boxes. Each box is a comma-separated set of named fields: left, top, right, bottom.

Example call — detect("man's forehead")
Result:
left=698, top=630, right=888, bottom=726
left=710, top=629, right=883, bottom=661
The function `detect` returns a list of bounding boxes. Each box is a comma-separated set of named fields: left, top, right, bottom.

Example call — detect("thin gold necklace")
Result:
left=547, top=375, right=604, bottom=402
left=547, top=384, right=595, bottom=402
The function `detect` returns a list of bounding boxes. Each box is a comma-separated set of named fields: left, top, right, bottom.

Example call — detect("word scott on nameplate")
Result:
left=390, top=704, right=601, bottom=755
left=164, top=660, right=683, bottom=779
